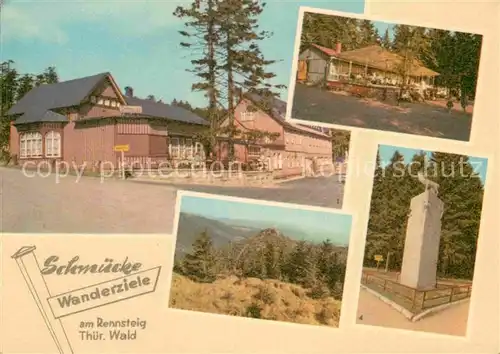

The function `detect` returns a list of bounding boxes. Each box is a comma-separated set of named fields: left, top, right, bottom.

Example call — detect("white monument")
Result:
left=400, top=172, right=444, bottom=290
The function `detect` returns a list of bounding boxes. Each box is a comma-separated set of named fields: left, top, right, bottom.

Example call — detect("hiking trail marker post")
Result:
left=374, top=254, right=384, bottom=271
left=12, top=246, right=74, bottom=354
left=114, top=144, right=130, bottom=179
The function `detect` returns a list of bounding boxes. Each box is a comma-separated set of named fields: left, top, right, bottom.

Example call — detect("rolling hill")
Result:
left=175, top=213, right=259, bottom=257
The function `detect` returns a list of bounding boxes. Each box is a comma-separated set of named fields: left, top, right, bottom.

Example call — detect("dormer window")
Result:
left=240, top=111, right=254, bottom=122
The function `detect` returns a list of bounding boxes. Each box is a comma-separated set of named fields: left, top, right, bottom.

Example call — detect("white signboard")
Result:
left=119, top=105, right=143, bottom=114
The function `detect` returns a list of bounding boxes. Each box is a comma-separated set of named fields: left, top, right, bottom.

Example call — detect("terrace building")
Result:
left=298, top=43, right=439, bottom=89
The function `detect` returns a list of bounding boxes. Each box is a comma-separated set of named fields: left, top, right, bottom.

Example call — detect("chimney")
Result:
left=336, top=42, right=342, bottom=54
left=124, top=86, right=134, bottom=98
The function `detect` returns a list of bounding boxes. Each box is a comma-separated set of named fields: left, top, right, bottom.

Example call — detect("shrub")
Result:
left=246, top=303, right=262, bottom=318
left=254, top=284, right=276, bottom=305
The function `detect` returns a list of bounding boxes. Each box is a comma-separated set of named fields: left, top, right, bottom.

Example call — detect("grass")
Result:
left=169, top=273, right=342, bottom=327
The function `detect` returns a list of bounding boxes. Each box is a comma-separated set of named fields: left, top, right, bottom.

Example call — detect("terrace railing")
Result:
left=361, top=272, right=472, bottom=313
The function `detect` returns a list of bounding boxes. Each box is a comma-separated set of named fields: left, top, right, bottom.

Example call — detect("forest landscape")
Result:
left=169, top=194, right=353, bottom=327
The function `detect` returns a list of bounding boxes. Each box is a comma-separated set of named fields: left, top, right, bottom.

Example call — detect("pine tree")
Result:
left=174, top=0, right=221, bottom=154
left=358, top=20, right=379, bottom=46
left=263, top=241, right=281, bottom=279
left=0, top=61, right=19, bottom=158
left=428, top=152, right=484, bottom=279
left=182, top=229, right=217, bottom=283
left=381, top=28, right=391, bottom=50
left=217, top=0, right=285, bottom=160
left=43, top=66, right=59, bottom=84
left=16, top=74, right=35, bottom=102
left=330, top=129, right=350, bottom=161
left=284, top=241, right=314, bottom=286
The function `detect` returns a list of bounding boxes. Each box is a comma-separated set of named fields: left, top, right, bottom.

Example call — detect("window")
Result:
left=240, top=111, right=255, bottom=122
left=169, top=137, right=199, bottom=159
left=194, top=142, right=203, bottom=154
left=278, top=153, right=283, bottom=169
left=90, top=96, right=97, bottom=103
left=185, top=139, right=193, bottom=158
left=45, top=131, right=61, bottom=158
left=20, top=132, right=43, bottom=158
left=263, top=136, right=271, bottom=144
left=104, top=99, right=110, bottom=106
left=248, top=146, right=260, bottom=156
left=69, top=112, right=79, bottom=121
left=170, top=138, right=180, bottom=158
left=97, top=98, right=104, bottom=105
left=272, top=153, right=278, bottom=170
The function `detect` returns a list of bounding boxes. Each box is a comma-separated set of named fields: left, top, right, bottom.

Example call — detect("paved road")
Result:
left=0, top=167, right=343, bottom=234
left=357, top=287, right=469, bottom=336
left=292, top=84, right=472, bottom=141
left=139, top=175, right=344, bottom=208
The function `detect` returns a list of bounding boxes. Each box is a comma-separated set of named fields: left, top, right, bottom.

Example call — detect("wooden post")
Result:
left=121, top=150, right=125, bottom=179
left=12, top=246, right=74, bottom=354
left=384, top=251, right=391, bottom=273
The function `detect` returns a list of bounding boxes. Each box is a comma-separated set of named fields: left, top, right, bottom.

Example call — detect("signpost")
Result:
left=114, top=144, right=130, bottom=179
left=374, top=254, right=384, bottom=271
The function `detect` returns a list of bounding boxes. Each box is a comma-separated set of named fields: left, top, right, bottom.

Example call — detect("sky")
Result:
left=374, top=22, right=394, bottom=39
left=180, top=195, right=353, bottom=245
left=378, top=144, right=488, bottom=185
left=1, top=0, right=364, bottom=108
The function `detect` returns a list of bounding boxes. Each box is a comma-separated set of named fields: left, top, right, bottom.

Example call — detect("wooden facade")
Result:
left=9, top=73, right=208, bottom=170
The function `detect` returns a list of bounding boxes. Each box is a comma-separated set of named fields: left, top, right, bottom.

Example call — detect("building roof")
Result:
left=310, top=43, right=339, bottom=57
left=337, top=45, right=440, bottom=77
left=14, top=109, right=68, bottom=125
left=125, top=97, right=209, bottom=126
left=244, top=93, right=330, bottom=139
left=8, top=72, right=112, bottom=116
left=8, top=71, right=208, bottom=126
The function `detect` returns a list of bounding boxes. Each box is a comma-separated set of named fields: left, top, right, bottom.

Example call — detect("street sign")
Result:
left=114, top=144, right=129, bottom=152
left=119, top=105, right=143, bottom=114
left=374, top=255, right=384, bottom=262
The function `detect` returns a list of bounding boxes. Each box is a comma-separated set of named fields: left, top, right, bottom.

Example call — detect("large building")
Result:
left=298, top=43, right=439, bottom=87
left=8, top=72, right=337, bottom=179
left=217, top=92, right=333, bottom=178
left=7, top=72, right=208, bottom=169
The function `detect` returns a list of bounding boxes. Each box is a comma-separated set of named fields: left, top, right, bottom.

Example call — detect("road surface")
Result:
left=134, top=175, right=344, bottom=208
left=0, top=167, right=343, bottom=234
left=291, top=84, right=472, bottom=141
left=357, top=287, right=469, bottom=336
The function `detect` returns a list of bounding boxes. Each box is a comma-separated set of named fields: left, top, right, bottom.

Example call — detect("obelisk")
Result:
left=400, top=173, right=444, bottom=290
